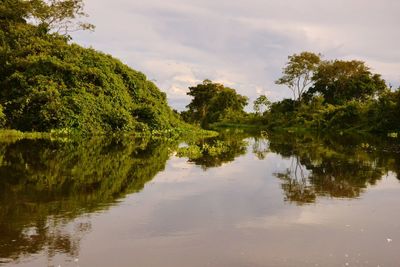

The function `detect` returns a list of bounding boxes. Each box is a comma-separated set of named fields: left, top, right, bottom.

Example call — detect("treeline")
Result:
left=264, top=52, right=399, bottom=134
left=182, top=52, right=400, bottom=135
left=1, top=1, right=399, bottom=136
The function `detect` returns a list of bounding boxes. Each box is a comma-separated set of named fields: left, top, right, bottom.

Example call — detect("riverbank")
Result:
left=0, top=126, right=218, bottom=143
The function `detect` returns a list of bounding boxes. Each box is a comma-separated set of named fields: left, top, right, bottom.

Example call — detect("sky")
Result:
left=72, top=0, right=400, bottom=111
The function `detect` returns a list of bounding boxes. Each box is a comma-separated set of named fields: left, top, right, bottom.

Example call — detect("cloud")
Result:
left=72, top=0, right=400, bottom=110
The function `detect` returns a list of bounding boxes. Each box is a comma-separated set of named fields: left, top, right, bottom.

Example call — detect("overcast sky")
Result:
left=72, top=0, right=400, bottom=110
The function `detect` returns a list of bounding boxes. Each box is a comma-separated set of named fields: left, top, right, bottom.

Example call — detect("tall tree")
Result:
left=309, top=60, right=387, bottom=104
left=31, top=0, right=95, bottom=34
left=185, top=79, right=219, bottom=124
left=184, top=80, right=248, bottom=127
left=253, top=95, right=271, bottom=115
left=0, top=0, right=94, bottom=34
left=276, top=52, right=321, bottom=101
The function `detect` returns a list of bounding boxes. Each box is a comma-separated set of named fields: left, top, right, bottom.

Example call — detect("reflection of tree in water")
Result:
left=266, top=132, right=399, bottom=205
left=0, top=137, right=176, bottom=264
left=0, top=216, right=91, bottom=265
left=275, top=157, right=316, bottom=204
left=252, top=137, right=270, bottom=160
left=177, top=130, right=248, bottom=169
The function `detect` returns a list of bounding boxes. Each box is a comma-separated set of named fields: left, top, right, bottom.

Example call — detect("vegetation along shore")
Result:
left=1, top=1, right=399, bottom=139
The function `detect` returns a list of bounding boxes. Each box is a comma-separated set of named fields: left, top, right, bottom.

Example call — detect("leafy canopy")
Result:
left=0, top=0, right=184, bottom=134
left=308, top=60, right=387, bottom=104
left=183, top=80, right=248, bottom=127
left=0, top=0, right=94, bottom=34
left=253, top=95, right=271, bottom=115
left=276, top=52, right=321, bottom=101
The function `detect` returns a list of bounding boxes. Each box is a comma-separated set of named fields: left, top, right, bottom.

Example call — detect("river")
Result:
left=1, top=131, right=399, bottom=266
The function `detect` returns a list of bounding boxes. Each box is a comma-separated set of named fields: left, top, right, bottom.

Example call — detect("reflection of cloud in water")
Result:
left=0, top=137, right=176, bottom=264
left=152, top=157, right=197, bottom=184
left=3, top=132, right=400, bottom=266
left=237, top=172, right=400, bottom=231
left=369, top=172, right=400, bottom=191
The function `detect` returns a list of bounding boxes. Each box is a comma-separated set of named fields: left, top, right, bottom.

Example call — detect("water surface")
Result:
left=1, top=132, right=400, bottom=266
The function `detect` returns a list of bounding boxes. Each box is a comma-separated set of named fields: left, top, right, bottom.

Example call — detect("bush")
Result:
left=0, top=15, right=183, bottom=134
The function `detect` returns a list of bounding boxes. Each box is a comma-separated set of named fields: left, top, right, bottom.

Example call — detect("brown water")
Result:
left=1, top=132, right=400, bottom=267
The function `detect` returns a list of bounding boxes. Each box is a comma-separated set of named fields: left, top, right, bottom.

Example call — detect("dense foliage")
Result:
left=0, top=0, right=184, bottom=135
left=179, top=53, right=398, bottom=137
left=253, top=95, right=271, bottom=115
left=1, top=1, right=398, bottom=138
left=261, top=52, right=400, bottom=135
left=308, top=60, right=387, bottom=104
left=181, top=80, right=248, bottom=127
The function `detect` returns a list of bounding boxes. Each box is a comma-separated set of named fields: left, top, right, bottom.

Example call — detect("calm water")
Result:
left=1, top=132, right=400, bottom=266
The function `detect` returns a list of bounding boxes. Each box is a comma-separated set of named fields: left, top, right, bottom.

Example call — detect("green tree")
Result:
left=185, top=79, right=219, bottom=124
left=185, top=80, right=248, bottom=127
left=0, top=0, right=30, bottom=22
left=253, top=95, right=271, bottom=115
left=275, top=52, right=321, bottom=101
left=0, top=0, right=94, bottom=34
left=0, top=0, right=184, bottom=134
left=308, top=60, right=387, bottom=105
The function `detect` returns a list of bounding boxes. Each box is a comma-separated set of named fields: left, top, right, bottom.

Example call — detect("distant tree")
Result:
left=270, top=99, right=296, bottom=113
left=185, top=80, right=248, bottom=127
left=253, top=95, right=271, bottom=115
left=207, top=87, right=248, bottom=122
left=276, top=52, right=321, bottom=101
left=186, top=79, right=219, bottom=124
left=309, top=60, right=387, bottom=104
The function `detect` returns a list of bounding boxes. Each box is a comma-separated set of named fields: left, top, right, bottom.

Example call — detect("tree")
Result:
left=0, top=1, right=182, bottom=134
left=0, top=0, right=31, bottom=23
left=207, top=87, right=248, bottom=123
left=184, top=80, right=248, bottom=127
left=31, top=0, right=95, bottom=34
left=0, top=0, right=94, bottom=34
left=308, top=60, right=387, bottom=104
left=185, top=79, right=219, bottom=124
left=275, top=52, right=321, bottom=101
left=253, top=95, right=271, bottom=115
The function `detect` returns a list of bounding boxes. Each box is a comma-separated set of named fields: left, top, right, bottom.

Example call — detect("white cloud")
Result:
left=72, top=0, right=400, bottom=110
